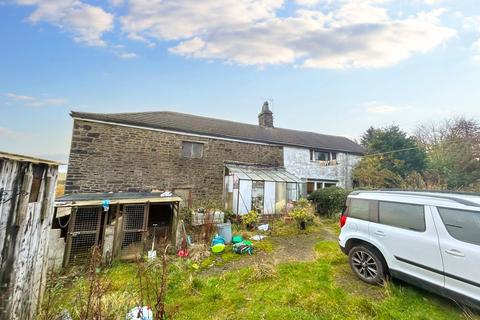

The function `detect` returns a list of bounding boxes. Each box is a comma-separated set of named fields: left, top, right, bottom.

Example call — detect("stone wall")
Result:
left=0, top=158, right=58, bottom=319
left=283, top=146, right=362, bottom=189
left=66, top=120, right=284, bottom=206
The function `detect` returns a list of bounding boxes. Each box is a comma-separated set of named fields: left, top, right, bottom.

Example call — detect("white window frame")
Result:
left=307, top=180, right=338, bottom=193
left=310, top=150, right=338, bottom=163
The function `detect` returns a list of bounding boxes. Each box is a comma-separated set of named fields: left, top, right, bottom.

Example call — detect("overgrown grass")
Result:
left=270, top=217, right=324, bottom=237
left=43, top=222, right=476, bottom=320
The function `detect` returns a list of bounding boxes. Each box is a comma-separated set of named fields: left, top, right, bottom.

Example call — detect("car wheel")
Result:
left=348, top=245, right=385, bottom=285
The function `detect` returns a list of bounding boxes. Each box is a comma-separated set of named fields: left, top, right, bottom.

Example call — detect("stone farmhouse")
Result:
left=55, top=102, right=363, bottom=266
left=65, top=102, right=364, bottom=214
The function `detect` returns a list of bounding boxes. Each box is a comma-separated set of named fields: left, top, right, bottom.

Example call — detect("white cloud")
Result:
left=121, top=0, right=283, bottom=41
left=118, top=52, right=138, bottom=59
left=0, top=127, right=29, bottom=140
left=423, top=0, right=444, bottom=5
left=4, top=92, right=35, bottom=101
left=364, top=101, right=414, bottom=114
left=462, top=15, right=480, bottom=62
left=462, top=15, right=480, bottom=31
left=121, top=0, right=455, bottom=68
left=4, top=92, right=67, bottom=108
left=109, top=0, right=124, bottom=6
left=473, top=39, right=480, bottom=62
left=0, top=127, right=15, bottom=137
left=366, top=105, right=398, bottom=113
left=15, top=0, right=114, bottom=46
left=295, top=0, right=320, bottom=6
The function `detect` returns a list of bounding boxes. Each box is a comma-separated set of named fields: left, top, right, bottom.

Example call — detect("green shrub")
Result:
left=289, top=198, right=315, bottom=229
left=308, top=187, right=349, bottom=218
left=241, top=210, right=259, bottom=228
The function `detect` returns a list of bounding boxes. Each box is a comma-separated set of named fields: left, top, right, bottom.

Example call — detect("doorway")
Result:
left=146, top=203, right=174, bottom=250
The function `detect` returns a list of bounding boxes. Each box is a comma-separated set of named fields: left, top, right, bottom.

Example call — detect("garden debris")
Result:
left=232, top=235, right=243, bottom=244
left=56, top=310, right=72, bottom=320
left=189, top=243, right=210, bottom=263
left=211, top=234, right=225, bottom=246
left=233, top=240, right=253, bottom=255
left=160, top=191, right=173, bottom=197
left=211, top=243, right=225, bottom=253
left=257, top=224, right=269, bottom=231
left=126, top=306, right=153, bottom=320
left=177, top=249, right=189, bottom=257
left=148, top=224, right=158, bottom=260
left=208, top=234, right=226, bottom=253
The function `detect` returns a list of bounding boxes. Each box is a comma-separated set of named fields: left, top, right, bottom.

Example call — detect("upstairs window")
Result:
left=310, top=150, right=337, bottom=163
left=182, top=141, right=204, bottom=159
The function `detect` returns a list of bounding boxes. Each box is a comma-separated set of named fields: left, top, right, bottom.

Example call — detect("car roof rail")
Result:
left=350, top=189, right=480, bottom=208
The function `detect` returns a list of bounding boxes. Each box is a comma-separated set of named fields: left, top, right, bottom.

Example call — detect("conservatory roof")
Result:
left=225, top=163, right=302, bottom=183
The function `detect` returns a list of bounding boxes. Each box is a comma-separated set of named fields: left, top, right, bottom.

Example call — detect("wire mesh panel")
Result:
left=120, top=204, right=147, bottom=259
left=66, top=206, right=102, bottom=265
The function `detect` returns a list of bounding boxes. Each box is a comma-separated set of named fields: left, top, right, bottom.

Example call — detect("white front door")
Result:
left=369, top=202, right=444, bottom=288
left=432, top=206, right=480, bottom=304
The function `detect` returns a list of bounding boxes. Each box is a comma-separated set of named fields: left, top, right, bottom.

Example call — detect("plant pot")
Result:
left=299, top=221, right=307, bottom=230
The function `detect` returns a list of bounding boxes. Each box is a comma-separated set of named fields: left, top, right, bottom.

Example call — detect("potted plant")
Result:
left=241, top=210, right=259, bottom=231
left=289, top=198, right=315, bottom=230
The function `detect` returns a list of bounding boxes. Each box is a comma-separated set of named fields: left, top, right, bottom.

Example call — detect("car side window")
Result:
left=379, top=201, right=425, bottom=232
left=438, top=208, right=480, bottom=246
left=348, top=199, right=370, bottom=221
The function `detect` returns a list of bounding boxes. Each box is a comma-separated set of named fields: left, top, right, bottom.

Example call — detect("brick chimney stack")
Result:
left=258, top=101, right=274, bottom=128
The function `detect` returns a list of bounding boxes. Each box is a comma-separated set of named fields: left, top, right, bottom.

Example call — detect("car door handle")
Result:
left=374, top=230, right=386, bottom=237
left=445, top=249, right=465, bottom=257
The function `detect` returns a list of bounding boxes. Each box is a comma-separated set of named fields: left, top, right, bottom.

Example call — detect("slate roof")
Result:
left=71, top=111, right=364, bottom=154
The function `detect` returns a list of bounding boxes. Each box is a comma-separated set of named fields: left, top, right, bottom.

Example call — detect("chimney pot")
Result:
left=258, top=101, right=274, bottom=128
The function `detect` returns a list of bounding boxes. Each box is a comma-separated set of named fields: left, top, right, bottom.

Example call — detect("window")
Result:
left=438, top=208, right=480, bottom=246
left=349, top=199, right=371, bottom=221
left=182, top=141, right=203, bottom=159
left=311, top=150, right=330, bottom=161
left=310, top=150, right=337, bottom=164
left=306, top=180, right=338, bottom=194
left=379, top=202, right=425, bottom=231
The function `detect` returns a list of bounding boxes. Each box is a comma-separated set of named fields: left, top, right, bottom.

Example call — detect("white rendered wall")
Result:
left=283, top=146, right=362, bottom=189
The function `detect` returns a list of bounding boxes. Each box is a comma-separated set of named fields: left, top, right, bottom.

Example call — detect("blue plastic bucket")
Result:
left=216, top=222, right=232, bottom=244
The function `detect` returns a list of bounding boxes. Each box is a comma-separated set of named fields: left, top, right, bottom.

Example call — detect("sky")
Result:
left=1, top=0, right=480, bottom=166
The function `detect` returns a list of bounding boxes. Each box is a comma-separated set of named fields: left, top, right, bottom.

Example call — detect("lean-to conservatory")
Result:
left=224, top=163, right=306, bottom=215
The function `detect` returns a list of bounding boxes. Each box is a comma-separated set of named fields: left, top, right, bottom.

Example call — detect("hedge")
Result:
left=307, top=187, right=349, bottom=218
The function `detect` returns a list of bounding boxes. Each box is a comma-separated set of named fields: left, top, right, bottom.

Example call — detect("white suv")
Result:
left=338, top=190, right=480, bottom=310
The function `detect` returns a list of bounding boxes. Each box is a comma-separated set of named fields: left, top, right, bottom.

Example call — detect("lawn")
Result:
left=40, top=219, right=478, bottom=320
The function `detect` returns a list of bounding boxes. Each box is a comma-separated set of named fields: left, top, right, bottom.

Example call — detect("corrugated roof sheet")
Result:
left=57, top=192, right=181, bottom=202
left=71, top=111, right=364, bottom=154
left=0, top=150, right=61, bottom=166
left=225, top=163, right=303, bottom=183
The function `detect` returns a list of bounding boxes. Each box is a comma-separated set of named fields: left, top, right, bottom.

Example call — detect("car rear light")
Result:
left=339, top=215, right=347, bottom=228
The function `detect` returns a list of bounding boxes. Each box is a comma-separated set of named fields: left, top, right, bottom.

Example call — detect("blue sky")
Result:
left=1, top=0, right=480, bottom=165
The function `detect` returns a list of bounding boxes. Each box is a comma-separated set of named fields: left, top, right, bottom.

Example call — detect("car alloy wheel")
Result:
left=351, top=250, right=378, bottom=280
